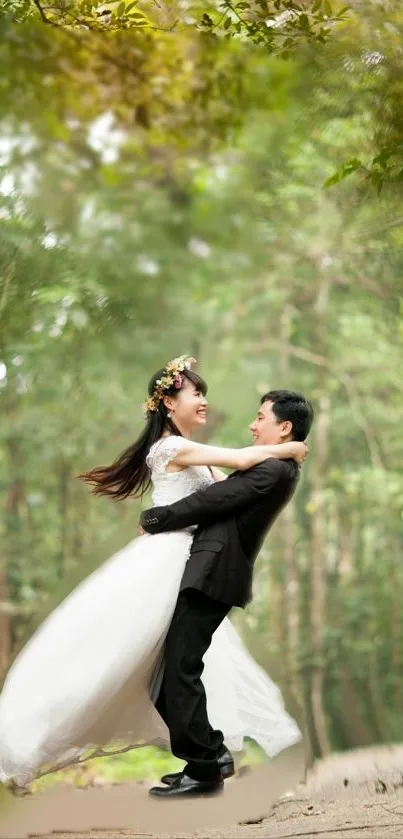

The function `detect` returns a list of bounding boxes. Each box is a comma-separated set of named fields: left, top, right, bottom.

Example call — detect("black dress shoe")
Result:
left=149, top=772, right=223, bottom=798
left=160, top=747, right=234, bottom=786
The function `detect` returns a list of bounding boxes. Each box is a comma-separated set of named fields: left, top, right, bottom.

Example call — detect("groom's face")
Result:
left=249, top=400, right=292, bottom=445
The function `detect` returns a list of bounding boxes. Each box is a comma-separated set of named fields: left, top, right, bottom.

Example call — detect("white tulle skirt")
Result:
left=0, top=531, right=301, bottom=786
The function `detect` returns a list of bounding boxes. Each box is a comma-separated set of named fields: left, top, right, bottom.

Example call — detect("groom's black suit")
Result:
left=141, top=457, right=299, bottom=781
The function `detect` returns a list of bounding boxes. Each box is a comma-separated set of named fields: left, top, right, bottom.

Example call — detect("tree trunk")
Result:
left=338, top=509, right=354, bottom=578
left=368, top=647, right=390, bottom=742
left=283, top=503, right=299, bottom=692
left=339, top=661, right=373, bottom=747
left=309, top=276, right=332, bottom=758
left=0, top=564, right=10, bottom=677
left=282, top=504, right=314, bottom=771
left=310, top=391, right=331, bottom=757
left=268, top=530, right=286, bottom=659
left=4, top=438, right=26, bottom=670
left=390, top=536, right=402, bottom=711
left=59, top=461, right=71, bottom=579
left=278, top=304, right=313, bottom=772
left=269, top=305, right=293, bottom=668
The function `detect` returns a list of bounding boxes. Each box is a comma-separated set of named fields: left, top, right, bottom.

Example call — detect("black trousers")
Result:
left=155, top=588, right=230, bottom=781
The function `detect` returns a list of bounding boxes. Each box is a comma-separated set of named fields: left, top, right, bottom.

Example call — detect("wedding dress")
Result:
left=0, top=436, right=301, bottom=787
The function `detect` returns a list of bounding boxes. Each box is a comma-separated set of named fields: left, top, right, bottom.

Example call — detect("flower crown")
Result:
left=143, top=355, right=197, bottom=415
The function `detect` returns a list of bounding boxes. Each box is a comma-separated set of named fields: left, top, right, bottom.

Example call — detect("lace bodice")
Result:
left=146, top=436, right=213, bottom=506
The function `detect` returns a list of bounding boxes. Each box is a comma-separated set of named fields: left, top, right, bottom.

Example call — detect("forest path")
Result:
left=2, top=743, right=403, bottom=839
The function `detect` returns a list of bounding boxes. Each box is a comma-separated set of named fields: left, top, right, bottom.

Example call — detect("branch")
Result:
left=348, top=268, right=390, bottom=300
left=272, top=823, right=403, bottom=838
left=31, top=2, right=174, bottom=33
left=0, top=256, right=15, bottom=318
left=32, top=0, right=51, bottom=25
left=358, top=216, right=403, bottom=237
left=8, top=741, right=147, bottom=793
left=35, top=741, right=159, bottom=781
left=245, top=340, right=385, bottom=470
left=289, top=344, right=385, bottom=470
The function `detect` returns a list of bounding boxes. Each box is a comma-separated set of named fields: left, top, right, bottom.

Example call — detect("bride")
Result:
left=0, top=355, right=306, bottom=790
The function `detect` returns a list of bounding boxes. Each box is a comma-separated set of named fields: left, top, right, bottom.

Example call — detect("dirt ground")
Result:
left=2, top=743, right=403, bottom=839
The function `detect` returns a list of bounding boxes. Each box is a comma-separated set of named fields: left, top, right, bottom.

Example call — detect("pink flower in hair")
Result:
left=174, top=373, right=183, bottom=389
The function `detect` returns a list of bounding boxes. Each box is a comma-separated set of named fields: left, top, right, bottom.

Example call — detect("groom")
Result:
left=141, top=390, right=314, bottom=798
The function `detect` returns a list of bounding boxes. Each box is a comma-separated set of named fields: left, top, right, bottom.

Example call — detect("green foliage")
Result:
left=199, top=0, right=349, bottom=53
left=0, top=0, right=33, bottom=22
left=314, top=0, right=403, bottom=191
left=326, top=146, right=403, bottom=193
left=1, top=0, right=348, bottom=45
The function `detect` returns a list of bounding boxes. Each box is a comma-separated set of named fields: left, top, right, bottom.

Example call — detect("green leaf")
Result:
left=323, top=172, right=342, bottom=188
left=342, top=157, right=362, bottom=172
left=224, top=16, right=232, bottom=30
left=323, top=158, right=362, bottom=188
left=323, top=0, right=332, bottom=15
left=372, top=148, right=393, bottom=169
left=202, top=12, right=213, bottom=24
left=299, top=14, right=310, bottom=31
left=126, top=11, right=148, bottom=21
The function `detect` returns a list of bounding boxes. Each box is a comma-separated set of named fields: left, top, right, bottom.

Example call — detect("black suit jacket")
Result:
left=141, top=457, right=300, bottom=609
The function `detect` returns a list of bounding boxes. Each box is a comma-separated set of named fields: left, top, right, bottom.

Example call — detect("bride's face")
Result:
left=165, top=379, right=208, bottom=432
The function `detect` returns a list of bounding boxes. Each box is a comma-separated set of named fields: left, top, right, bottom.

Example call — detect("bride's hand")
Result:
left=138, top=525, right=145, bottom=536
left=292, top=441, right=308, bottom=465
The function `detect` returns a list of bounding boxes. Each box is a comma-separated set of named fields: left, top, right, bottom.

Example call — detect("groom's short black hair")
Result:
left=261, top=390, right=314, bottom=442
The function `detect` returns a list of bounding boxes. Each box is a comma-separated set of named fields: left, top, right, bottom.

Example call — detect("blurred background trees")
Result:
left=1, top=0, right=402, bottom=778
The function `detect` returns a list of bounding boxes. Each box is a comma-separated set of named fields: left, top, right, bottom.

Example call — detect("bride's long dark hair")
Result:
left=78, top=366, right=208, bottom=501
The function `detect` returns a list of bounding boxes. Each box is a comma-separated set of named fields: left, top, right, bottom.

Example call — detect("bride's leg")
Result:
left=162, top=589, right=230, bottom=781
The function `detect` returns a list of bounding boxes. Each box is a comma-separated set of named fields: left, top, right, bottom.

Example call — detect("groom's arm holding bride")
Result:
left=140, top=439, right=306, bottom=534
